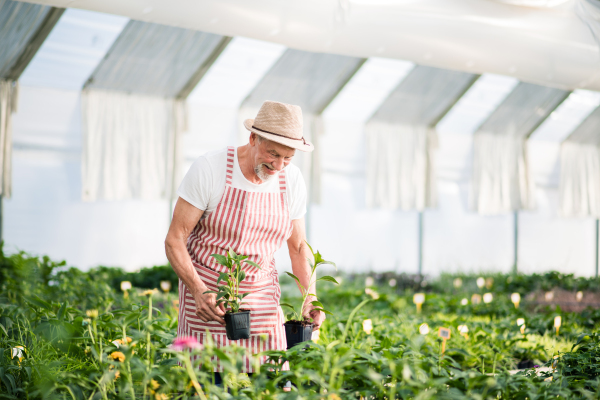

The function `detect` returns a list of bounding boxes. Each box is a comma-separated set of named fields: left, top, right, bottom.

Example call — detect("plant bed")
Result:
left=525, top=288, right=600, bottom=312
left=284, top=319, right=314, bottom=349
left=224, top=309, right=251, bottom=340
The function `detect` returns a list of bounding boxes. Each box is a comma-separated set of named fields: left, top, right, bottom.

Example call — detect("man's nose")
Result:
left=272, top=158, right=284, bottom=171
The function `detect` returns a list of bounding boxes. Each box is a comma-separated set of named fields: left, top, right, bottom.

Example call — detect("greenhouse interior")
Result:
left=3, top=0, right=600, bottom=398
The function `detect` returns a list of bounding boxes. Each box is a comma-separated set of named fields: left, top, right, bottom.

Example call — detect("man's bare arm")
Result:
left=287, top=218, right=325, bottom=329
left=165, top=197, right=225, bottom=324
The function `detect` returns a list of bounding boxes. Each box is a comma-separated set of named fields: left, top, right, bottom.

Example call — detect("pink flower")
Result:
left=171, top=336, right=202, bottom=351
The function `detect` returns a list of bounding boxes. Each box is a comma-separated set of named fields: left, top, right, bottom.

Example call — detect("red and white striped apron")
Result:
left=177, top=146, right=292, bottom=372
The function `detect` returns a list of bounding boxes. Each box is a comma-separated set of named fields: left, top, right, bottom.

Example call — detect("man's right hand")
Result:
left=194, top=291, right=226, bottom=325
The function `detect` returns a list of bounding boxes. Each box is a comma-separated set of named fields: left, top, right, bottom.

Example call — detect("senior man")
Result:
left=165, top=100, right=322, bottom=374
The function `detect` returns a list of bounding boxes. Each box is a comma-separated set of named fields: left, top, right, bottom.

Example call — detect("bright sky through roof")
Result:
left=529, top=90, right=600, bottom=142
left=20, top=9, right=129, bottom=90
left=187, top=37, right=286, bottom=107
left=323, top=58, right=415, bottom=122
left=436, top=74, right=519, bottom=134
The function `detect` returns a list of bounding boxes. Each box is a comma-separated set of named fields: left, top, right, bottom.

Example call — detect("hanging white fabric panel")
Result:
left=366, top=123, right=437, bottom=210
left=365, top=66, right=477, bottom=210
left=239, top=49, right=365, bottom=204
left=470, top=82, right=569, bottom=215
left=0, top=79, right=18, bottom=198
left=559, top=107, right=600, bottom=217
left=81, top=89, right=185, bottom=202
left=80, top=21, right=230, bottom=201
left=470, top=133, right=533, bottom=215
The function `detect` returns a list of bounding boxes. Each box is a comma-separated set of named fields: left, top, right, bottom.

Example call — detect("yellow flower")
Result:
left=150, top=379, right=160, bottom=390
left=86, top=309, right=98, bottom=318
left=114, top=370, right=121, bottom=380
left=155, top=393, right=169, bottom=400
left=143, top=289, right=157, bottom=296
left=328, top=394, right=342, bottom=400
left=110, top=351, right=125, bottom=362
left=113, top=336, right=133, bottom=347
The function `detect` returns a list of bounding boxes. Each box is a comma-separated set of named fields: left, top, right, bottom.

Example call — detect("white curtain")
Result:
left=238, top=105, right=322, bottom=204
left=81, top=89, right=186, bottom=201
left=365, top=122, right=437, bottom=210
left=470, top=132, right=535, bottom=215
left=0, top=79, right=18, bottom=199
left=559, top=141, right=600, bottom=217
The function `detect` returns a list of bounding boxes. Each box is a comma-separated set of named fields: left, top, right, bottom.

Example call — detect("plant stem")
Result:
left=147, top=295, right=152, bottom=367
left=183, top=355, right=208, bottom=400
left=481, top=357, right=485, bottom=374
left=438, top=342, right=442, bottom=375
left=493, top=353, right=497, bottom=375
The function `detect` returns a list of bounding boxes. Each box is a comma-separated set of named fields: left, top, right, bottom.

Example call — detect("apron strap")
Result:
left=278, top=169, right=287, bottom=193
left=225, top=146, right=235, bottom=187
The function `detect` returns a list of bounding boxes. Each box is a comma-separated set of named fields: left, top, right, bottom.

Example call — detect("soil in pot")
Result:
left=517, top=360, right=535, bottom=369
left=284, top=319, right=314, bottom=349
left=224, top=309, right=251, bottom=340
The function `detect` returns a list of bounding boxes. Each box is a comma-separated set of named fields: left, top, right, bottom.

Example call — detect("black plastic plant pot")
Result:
left=284, top=321, right=314, bottom=349
left=224, top=310, right=251, bottom=340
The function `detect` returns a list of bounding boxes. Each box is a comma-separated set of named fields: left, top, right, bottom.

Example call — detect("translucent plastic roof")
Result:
left=0, top=0, right=57, bottom=79
left=20, top=9, right=128, bottom=90
left=241, top=49, right=365, bottom=114
left=476, top=82, right=570, bottom=138
left=187, top=37, right=285, bottom=108
left=85, top=20, right=228, bottom=97
left=436, top=74, right=519, bottom=135
left=323, top=57, right=415, bottom=122
left=529, top=90, right=600, bottom=143
left=564, top=107, right=600, bottom=145
left=369, top=66, right=478, bottom=126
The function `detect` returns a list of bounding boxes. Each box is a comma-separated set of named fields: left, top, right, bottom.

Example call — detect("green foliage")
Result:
left=3, top=245, right=600, bottom=399
left=204, top=248, right=260, bottom=314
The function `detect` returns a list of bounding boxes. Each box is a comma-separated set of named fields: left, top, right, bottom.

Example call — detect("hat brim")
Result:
left=244, top=119, right=314, bottom=153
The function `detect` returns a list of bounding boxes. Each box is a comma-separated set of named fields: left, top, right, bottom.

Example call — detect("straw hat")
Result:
left=243, top=100, right=314, bottom=152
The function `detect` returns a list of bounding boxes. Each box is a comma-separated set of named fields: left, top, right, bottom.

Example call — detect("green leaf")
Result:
left=238, top=270, right=246, bottom=283
left=217, top=272, right=229, bottom=285
left=211, top=254, right=229, bottom=266
left=244, top=260, right=261, bottom=269
left=310, top=300, right=324, bottom=308
left=203, top=290, right=219, bottom=295
left=279, top=303, right=296, bottom=311
left=312, top=308, right=333, bottom=316
left=285, top=272, right=301, bottom=285
left=24, top=295, right=52, bottom=311
left=57, top=302, right=67, bottom=320
left=228, top=247, right=237, bottom=259
left=317, top=276, right=339, bottom=284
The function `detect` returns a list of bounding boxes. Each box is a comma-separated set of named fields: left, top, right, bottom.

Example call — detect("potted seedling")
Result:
left=280, top=243, right=337, bottom=349
left=204, top=248, right=260, bottom=340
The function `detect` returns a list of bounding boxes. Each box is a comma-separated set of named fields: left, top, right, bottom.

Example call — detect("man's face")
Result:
left=249, top=133, right=296, bottom=182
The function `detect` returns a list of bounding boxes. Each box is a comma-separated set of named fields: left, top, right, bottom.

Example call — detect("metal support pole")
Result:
left=596, top=218, right=600, bottom=278
left=0, top=194, right=3, bottom=245
left=513, top=210, right=518, bottom=275
left=418, top=211, right=424, bottom=276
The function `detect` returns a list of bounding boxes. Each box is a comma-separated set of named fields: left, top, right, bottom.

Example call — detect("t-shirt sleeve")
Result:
left=177, top=156, right=213, bottom=211
left=288, top=167, right=307, bottom=220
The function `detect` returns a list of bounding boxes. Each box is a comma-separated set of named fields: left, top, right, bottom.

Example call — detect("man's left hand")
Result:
left=304, top=298, right=326, bottom=330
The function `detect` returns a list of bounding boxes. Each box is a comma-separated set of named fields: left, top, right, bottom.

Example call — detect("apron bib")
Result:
left=177, top=146, right=292, bottom=372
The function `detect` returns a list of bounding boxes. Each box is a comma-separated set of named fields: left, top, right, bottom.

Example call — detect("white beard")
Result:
left=254, top=163, right=277, bottom=182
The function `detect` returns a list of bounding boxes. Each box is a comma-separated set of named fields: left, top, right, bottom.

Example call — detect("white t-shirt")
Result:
left=177, top=147, right=307, bottom=220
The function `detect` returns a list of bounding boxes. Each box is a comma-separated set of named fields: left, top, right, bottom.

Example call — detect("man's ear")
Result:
left=249, top=132, right=257, bottom=147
